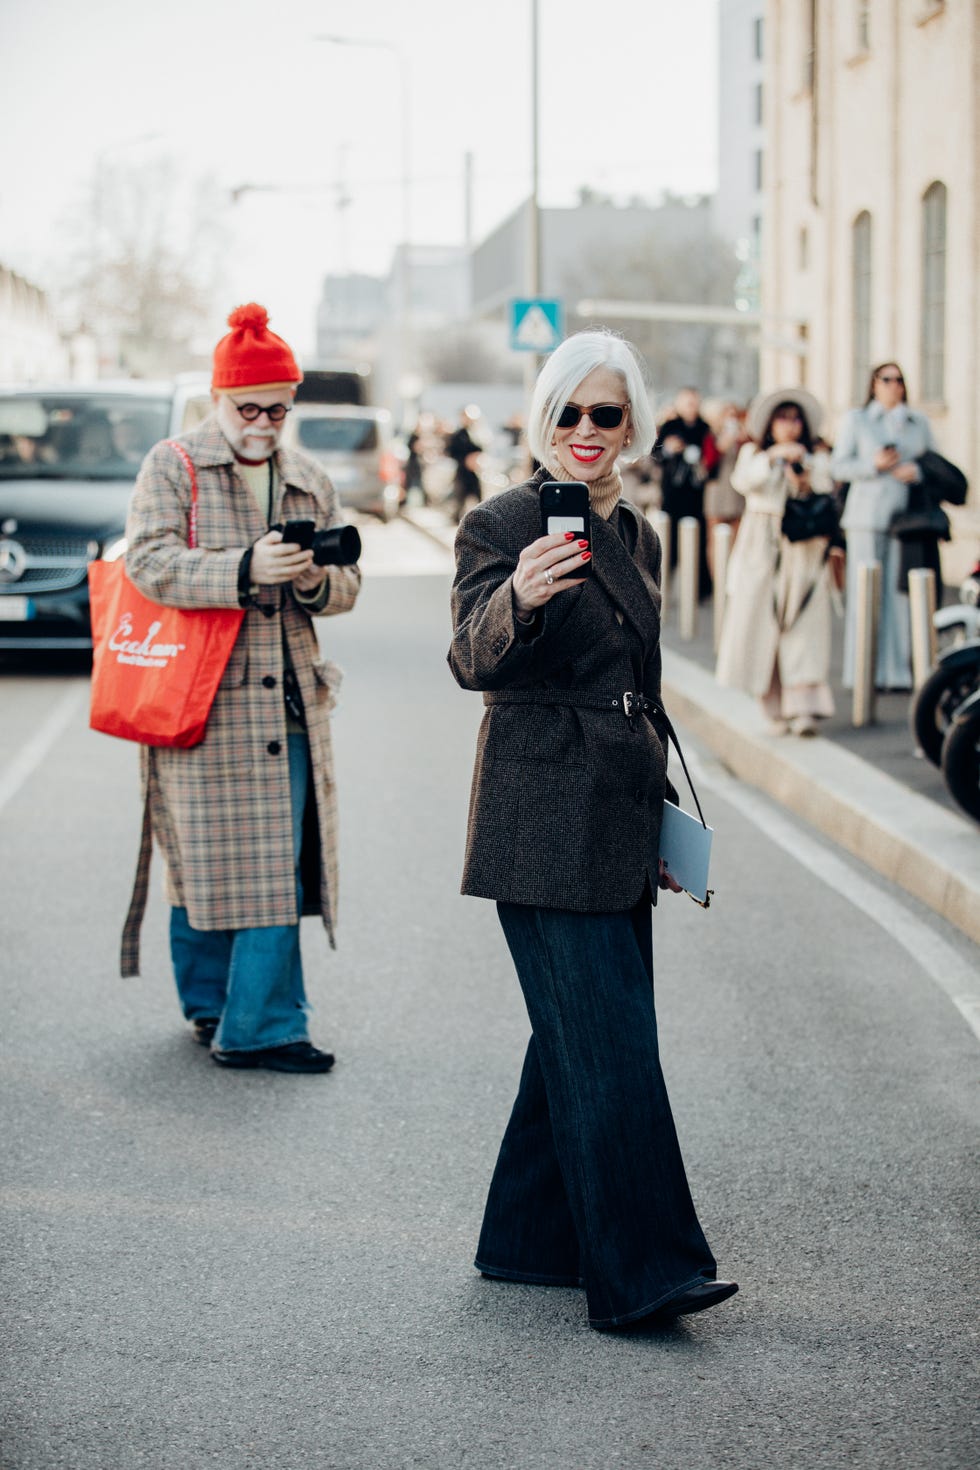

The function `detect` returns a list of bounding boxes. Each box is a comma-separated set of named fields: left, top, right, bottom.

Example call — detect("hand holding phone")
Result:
left=510, top=481, right=592, bottom=619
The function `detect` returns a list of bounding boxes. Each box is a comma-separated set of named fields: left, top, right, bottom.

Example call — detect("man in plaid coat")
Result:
left=123, top=304, right=360, bottom=1073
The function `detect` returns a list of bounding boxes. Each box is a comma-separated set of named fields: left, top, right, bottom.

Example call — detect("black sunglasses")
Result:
left=556, top=402, right=628, bottom=430
left=232, top=400, right=292, bottom=423
left=876, top=374, right=904, bottom=385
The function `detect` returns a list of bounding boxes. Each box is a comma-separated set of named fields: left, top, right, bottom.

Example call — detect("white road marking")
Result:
left=691, top=753, right=980, bottom=1045
left=0, top=682, right=88, bottom=817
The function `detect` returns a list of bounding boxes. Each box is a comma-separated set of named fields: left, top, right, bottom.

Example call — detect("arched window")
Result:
left=921, top=182, right=947, bottom=403
left=851, top=212, right=872, bottom=403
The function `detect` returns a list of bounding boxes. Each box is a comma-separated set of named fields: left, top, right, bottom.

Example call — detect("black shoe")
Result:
left=211, top=1041, right=335, bottom=1073
left=655, top=1280, right=739, bottom=1318
left=191, top=1018, right=220, bottom=1047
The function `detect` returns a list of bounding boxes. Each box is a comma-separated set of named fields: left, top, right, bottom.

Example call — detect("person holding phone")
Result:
left=831, top=362, right=938, bottom=690
left=716, top=389, right=839, bottom=737
left=449, top=330, right=737, bottom=1332
left=123, top=304, right=360, bottom=1072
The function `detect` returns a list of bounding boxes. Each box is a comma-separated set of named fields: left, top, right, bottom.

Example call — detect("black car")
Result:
left=0, top=378, right=210, bottom=651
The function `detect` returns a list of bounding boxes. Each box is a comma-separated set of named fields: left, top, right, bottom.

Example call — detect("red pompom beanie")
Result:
left=211, top=303, right=302, bottom=390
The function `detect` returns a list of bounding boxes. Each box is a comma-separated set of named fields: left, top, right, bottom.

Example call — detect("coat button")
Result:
left=267, top=740, right=282, bottom=755
left=634, top=789, right=644, bottom=804
left=262, top=675, right=276, bottom=688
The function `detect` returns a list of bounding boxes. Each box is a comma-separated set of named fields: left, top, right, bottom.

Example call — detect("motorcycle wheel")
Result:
left=910, top=661, right=980, bottom=766
left=941, top=708, right=980, bottom=823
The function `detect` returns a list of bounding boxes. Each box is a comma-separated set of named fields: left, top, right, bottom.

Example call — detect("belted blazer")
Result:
left=449, top=471, right=675, bottom=913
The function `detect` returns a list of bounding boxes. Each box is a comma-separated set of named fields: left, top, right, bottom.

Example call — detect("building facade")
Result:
left=761, top=0, right=979, bottom=538
left=716, top=0, right=767, bottom=294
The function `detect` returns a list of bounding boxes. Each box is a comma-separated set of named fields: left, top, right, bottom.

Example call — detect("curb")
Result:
left=662, top=649, right=980, bottom=947
left=401, top=506, right=457, bottom=553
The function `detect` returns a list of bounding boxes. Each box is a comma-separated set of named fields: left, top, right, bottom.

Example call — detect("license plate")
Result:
left=0, top=597, right=32, bottom=621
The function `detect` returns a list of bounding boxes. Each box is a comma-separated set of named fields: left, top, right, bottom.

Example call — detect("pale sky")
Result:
left=0, top=0, right=719, bottom=356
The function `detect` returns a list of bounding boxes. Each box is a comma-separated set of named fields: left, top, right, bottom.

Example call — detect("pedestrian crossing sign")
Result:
left=509, top=298, right=564, bottom=353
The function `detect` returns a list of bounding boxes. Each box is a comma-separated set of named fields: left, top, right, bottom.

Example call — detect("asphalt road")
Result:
left=1, top=520, right=977, bottom=1470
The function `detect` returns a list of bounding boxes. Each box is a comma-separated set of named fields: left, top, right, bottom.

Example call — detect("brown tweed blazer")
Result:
left=449, top=471, right=675, bottom=913
left=120, top=415, right=360, bottom=976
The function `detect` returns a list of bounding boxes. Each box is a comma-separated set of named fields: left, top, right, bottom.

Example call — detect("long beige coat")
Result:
left=450, top=473, right=676, bottom=913
left=715, top=444, right=834, bottom=697
left=120, top=416, right=360, bottom=976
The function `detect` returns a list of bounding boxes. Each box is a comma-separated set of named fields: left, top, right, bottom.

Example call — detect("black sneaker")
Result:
left=211, top=1041, right=335, bottom=1073
left=191, top=1018, right=220, bottom=1047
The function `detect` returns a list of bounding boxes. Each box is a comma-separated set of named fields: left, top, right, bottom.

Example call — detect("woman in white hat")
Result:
left=716, top=388, right=839, bottom=736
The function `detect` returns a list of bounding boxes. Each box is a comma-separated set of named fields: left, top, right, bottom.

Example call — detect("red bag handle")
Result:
left=164, top=439, right=200, bottom=549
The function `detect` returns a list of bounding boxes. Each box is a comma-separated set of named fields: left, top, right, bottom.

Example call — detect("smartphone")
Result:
left=280, top=519, right=315, bottom=550
left=540, top=481, right=591, bottom=577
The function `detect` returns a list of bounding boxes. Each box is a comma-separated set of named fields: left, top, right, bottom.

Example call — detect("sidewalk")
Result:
left=403, top=504, right=980, bottom=947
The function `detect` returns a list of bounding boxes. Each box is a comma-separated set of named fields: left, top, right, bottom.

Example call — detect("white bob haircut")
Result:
left=527, top=330, right=656, bottom=469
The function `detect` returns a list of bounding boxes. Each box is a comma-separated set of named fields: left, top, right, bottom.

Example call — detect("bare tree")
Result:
left=58, top=157, right=228, bottom=377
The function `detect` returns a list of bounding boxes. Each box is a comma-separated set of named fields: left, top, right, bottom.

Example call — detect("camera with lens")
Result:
left=312, top=524, right=362, bottom=567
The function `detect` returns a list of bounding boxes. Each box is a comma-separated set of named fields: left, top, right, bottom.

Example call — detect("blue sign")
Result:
left=509, top=298, right=564, bottom=353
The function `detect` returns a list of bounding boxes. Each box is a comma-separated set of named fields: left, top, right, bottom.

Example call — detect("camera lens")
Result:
left=312, top=525, right=362, bottom=566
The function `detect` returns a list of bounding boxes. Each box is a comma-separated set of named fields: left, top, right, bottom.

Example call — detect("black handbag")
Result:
left=781, top=492, right=838, bottom=543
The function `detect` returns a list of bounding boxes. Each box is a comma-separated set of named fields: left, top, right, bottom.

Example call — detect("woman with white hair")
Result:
left=449, top=331, right=737, bottom=1333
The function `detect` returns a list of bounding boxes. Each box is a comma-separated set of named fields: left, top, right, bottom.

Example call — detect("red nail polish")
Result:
left=577, top=539, right=589, bottom=548
left=581, top=551, right=592, bottom=561
left=564, top=532, right=575, bottom=541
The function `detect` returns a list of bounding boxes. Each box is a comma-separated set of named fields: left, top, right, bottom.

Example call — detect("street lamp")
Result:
left=313, top=34, right=413, bottom=416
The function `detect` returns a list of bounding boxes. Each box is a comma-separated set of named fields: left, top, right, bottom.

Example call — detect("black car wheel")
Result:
left=910, top=660, right=980, bottom=766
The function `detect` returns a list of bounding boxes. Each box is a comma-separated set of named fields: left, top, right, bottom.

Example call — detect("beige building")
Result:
left=761, top=0, right=979, bottom=561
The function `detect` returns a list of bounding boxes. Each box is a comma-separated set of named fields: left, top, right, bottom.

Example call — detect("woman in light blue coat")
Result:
left=831, top=362, right=936, bottom=689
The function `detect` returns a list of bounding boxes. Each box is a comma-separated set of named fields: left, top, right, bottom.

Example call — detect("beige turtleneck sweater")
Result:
left=546, top=461, right=623, bottom=521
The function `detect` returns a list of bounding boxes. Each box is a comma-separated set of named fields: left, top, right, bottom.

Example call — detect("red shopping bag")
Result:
left=88, top=442, right=245, bottom=747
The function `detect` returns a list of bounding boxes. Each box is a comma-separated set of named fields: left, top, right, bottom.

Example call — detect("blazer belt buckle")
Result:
left=623, top=691, right=639, bottom=719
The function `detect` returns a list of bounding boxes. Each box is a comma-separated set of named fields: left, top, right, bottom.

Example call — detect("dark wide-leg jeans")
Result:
left=476, top=895, right=718, bottom=1328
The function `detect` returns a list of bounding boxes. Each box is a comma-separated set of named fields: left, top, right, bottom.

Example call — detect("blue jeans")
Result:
left=477, top=895, right=718, bottom=1328
left=169, top=733, right=311, bottom=1053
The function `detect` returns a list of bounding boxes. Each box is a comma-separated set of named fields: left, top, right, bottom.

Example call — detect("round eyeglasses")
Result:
left=232, top=401, right=292, bottom=423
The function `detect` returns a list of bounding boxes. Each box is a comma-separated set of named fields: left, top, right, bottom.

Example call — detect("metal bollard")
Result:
left=908, top=567, right=938, bottom=691
left=649, top=509, right=671, bottom=619
left=852, top=560, right=881, bottom=727
left=678, top=516, right=700, bottom=641
left=711, top=522, right=732, bottom=653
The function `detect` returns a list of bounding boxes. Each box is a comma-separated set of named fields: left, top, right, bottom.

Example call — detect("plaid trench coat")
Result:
left=119, top=416, right=360, bottom=977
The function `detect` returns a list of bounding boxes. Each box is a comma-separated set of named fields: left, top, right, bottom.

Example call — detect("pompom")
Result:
left=227, top=303, right=269, bottom=331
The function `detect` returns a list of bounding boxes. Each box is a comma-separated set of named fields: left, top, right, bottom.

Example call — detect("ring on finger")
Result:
left=544, top=569, right=554, bottom=585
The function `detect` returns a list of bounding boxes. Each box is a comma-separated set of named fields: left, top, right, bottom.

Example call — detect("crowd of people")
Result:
left=645, top=367, right=941, bottom=732
left=432, top=366, right=947, bottom=738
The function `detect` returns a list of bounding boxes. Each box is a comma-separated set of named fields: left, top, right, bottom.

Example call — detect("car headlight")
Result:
left=100, top=535, right=128, bottom=562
